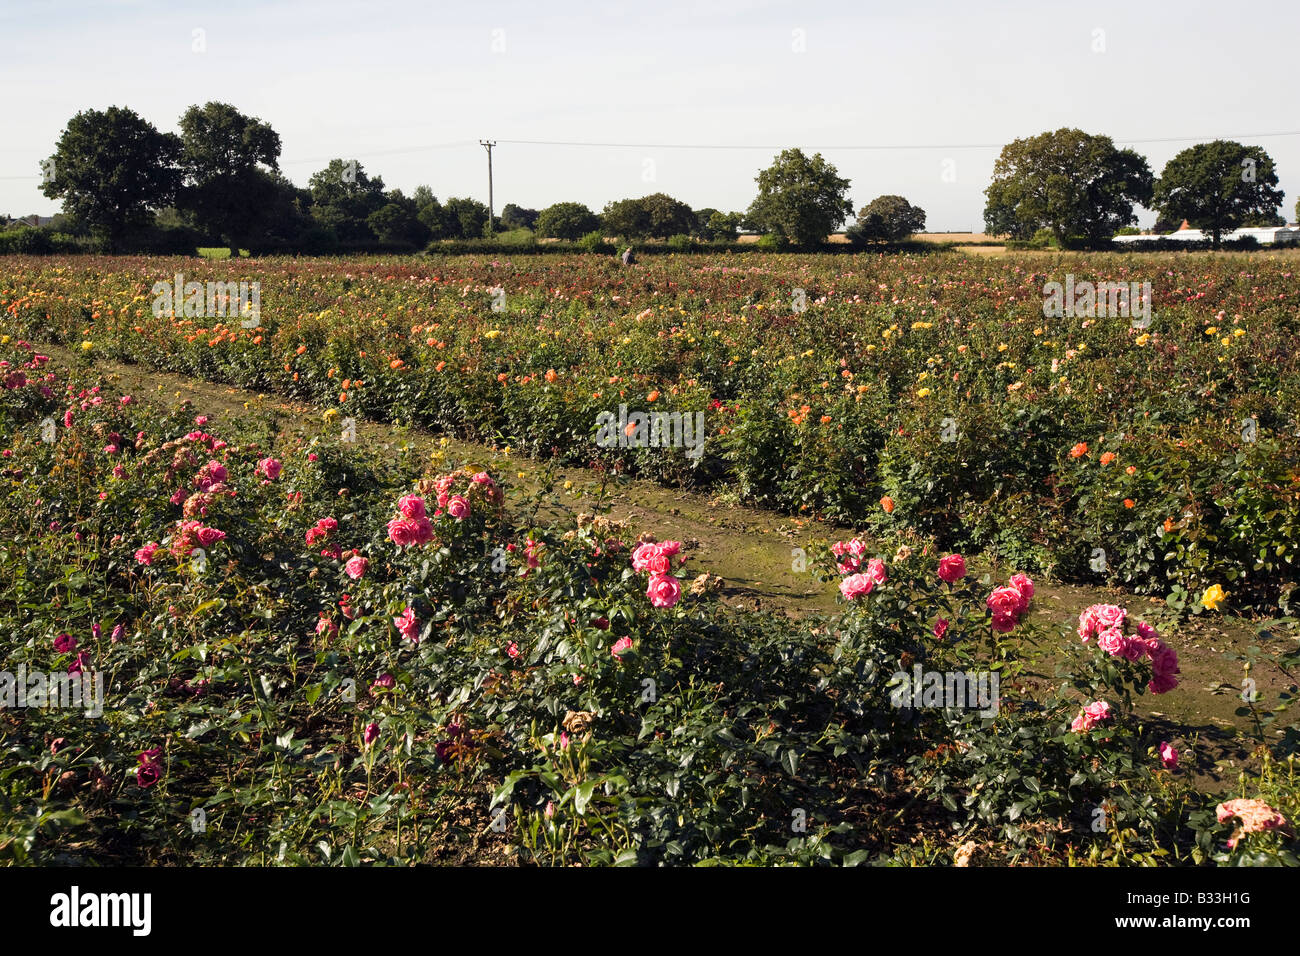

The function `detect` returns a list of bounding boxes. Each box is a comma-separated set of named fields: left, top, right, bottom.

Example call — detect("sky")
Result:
left=3, top=0, right=1300, bottom=231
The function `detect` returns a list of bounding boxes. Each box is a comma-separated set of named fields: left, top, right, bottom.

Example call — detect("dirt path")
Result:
left=52, top=346, right=1300, bottom=789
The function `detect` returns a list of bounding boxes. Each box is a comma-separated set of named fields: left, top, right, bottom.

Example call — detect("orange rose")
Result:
left=1070, top=442, right=1089, bottom=459
left=881, top=495, right=895, bottom=514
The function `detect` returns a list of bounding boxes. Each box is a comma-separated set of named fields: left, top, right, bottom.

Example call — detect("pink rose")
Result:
left=865, top=558, right=887, bottom=586
left=1158, top=741, right=1178, bottom=769
left=134, top=542, right=159, bottom=565
left=387, top=516, right=419, bottom=547
left=393, top=606, right=420, bottom=642
left=986, top=586, right=1024, bottom=631
left=344, top=556, right=368, bottom=579
left=647, top=573, right=682, bottom=609
left=398, top=494, right=426, bottom=520
left=933, top=618, right=949, bottom=641
left=196, top=526, right=224, bottom=548
left=1078, top=603, right=1126, bottom=642
left=1008, top=573, right=1034, bottom=612
left=258, top=457, right=282, bottom=480
left=1070, top=700, right=1112, bottom=732
left=632, top=542, right=671, bottom=575
left=1097, top=626, right=1127, bottom=657
left=611, top=636, right=634, bottom=657
left=937, top=554, right=967, bottom=583
left=839, top=573, right=874, bottom=601
left=447, top=495, right=470, bottom=520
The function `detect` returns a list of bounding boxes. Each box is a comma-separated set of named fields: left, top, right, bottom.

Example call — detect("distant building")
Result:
left=1115, top=220, right=1300, bottom=245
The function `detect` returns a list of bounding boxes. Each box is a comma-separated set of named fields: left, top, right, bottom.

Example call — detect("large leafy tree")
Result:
left=601, top=197, right=651, bottom=239
left=983, top=129, right=1153, bottom=247
left=536, top=202, right=600, bottom=240
left=40, top=106, right=182, bottom=251
left=1152, top=141, right=1285, bottom=248
left=640, top=193, right=697, bottom=239
left=177, top=102, right=281, bottom=256
left=500, top=203, right=539, bottom=230
left=746, top=148, right=853, bottom=246
left=848, top=195, right=927, bottom=244
left=308, top=159, right=387, bottom=244
left=367, top=189, right=430, bottom=247
left=442, top=197, right=490, bottom=239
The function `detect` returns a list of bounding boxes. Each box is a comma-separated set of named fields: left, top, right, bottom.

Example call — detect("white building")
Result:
left=1115, top=221, right=1300, bottom=245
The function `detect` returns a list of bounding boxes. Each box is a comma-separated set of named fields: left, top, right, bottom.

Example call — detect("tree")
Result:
left=500, top=203, right=539, bottom=230
left=704, top=211, right=743, bottom=241
left=1151, top=141, right=1285, bottom=248
left=848, top=195, right=927, bottom=244
left=442, top=197, right=490, bottom=239
left=535, top=201, right=600, bottom=240
left=412, top=186, right=454, bottom=240
left=367, top=190, right=429, bottom=247
left=601, top=198, right=651, bottom=239
left=177, top=102, right=281, bottom=257
left=308, top=159, right=387, bottom=244
left=983, top=129, right=1153, bottom=247
left=745, top=148, right=853, bottom=246
left=641, top=193, right=697, bottom=239
left=41, top=106, right=182, bottom=251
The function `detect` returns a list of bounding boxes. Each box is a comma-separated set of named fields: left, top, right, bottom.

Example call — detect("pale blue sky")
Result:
left=3, top=0, right=1299, bottom=229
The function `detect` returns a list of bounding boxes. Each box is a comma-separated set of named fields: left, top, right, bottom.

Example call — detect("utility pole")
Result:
left=479, top=140, right=496, bottom=237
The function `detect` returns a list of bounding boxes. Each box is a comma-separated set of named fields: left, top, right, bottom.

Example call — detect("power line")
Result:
left=7, top=129, right=1300, bottom=180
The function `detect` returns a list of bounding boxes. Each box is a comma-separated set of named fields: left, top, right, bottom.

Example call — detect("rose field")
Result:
left=0, top=249, right=1297, bottom=866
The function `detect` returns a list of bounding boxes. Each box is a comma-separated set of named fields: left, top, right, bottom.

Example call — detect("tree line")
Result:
left=10, top=104, right=1293, bottom=255
left=17, top=103, right=925, bottom=254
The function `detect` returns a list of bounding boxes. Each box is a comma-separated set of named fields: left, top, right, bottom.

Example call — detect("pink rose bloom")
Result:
left=398, top=494, right=426, bottom=520
left=195, top=415, right=208, bottom=426
left=387, top=516, right=419, bottom=547
left=647, top=572, right=682, bottom=609
left=611, top=636, right=634, bottom=657
left=447, top=495, right=470, bottom=520
left=986, top=587, right=1024, bottom=631
left=839, top=573, right=874, bottom=601
left=1120, top=636, right=1148, bottom=662
left=53, top=633, right=77, bottom=653
left=196, top=526, right=225, bottom=548
left=363, top=722, right=379, bottom=747
left=414, top=517, right=434, bottom=545
left=1070, top=700, right=1112, bottom=732
left=393, top=606, right=420, bottom=642
left=1096, top=626, right=1127, bottom=657
left=135, top=542, right=159, bottom=565
left=1158, top=741, right=1178, bottom=769
left=1078, top=603, right=1126, bottom=642
left=933, top=618, right=950, bottom=641
left=632, top=542, right=671, bottom=575
left=317, top=517, right=338, bottom=532
left=471, top=472, right=495, bottom=487
left=1008, top=573, right=1034, bottom=612
left=1135, top=621, right=1157, bottom=641
left=864, top=558, right=887, bottom=586
left=258, top=457, right=282, bottom=480
left=170, top=487, right=187, bottom=505
left=658, top=540, right=682, bottom=557
left=344, top=556, right=368, bottom=579
left=507, top=642, right=519, bottom=659
left=937, top=554, right=967, bottom=583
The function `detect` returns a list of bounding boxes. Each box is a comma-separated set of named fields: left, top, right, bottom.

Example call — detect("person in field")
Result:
left=621, top=246, right=636, bottom=265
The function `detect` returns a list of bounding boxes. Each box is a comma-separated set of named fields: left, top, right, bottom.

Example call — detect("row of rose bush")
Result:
left=4, top=252, right=1296, bottom=610
left=2, top=340, right=1294, bottom=864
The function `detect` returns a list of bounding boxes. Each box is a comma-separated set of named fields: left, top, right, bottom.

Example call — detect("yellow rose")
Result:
left=1201, top=584, right=1227, bottom=611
